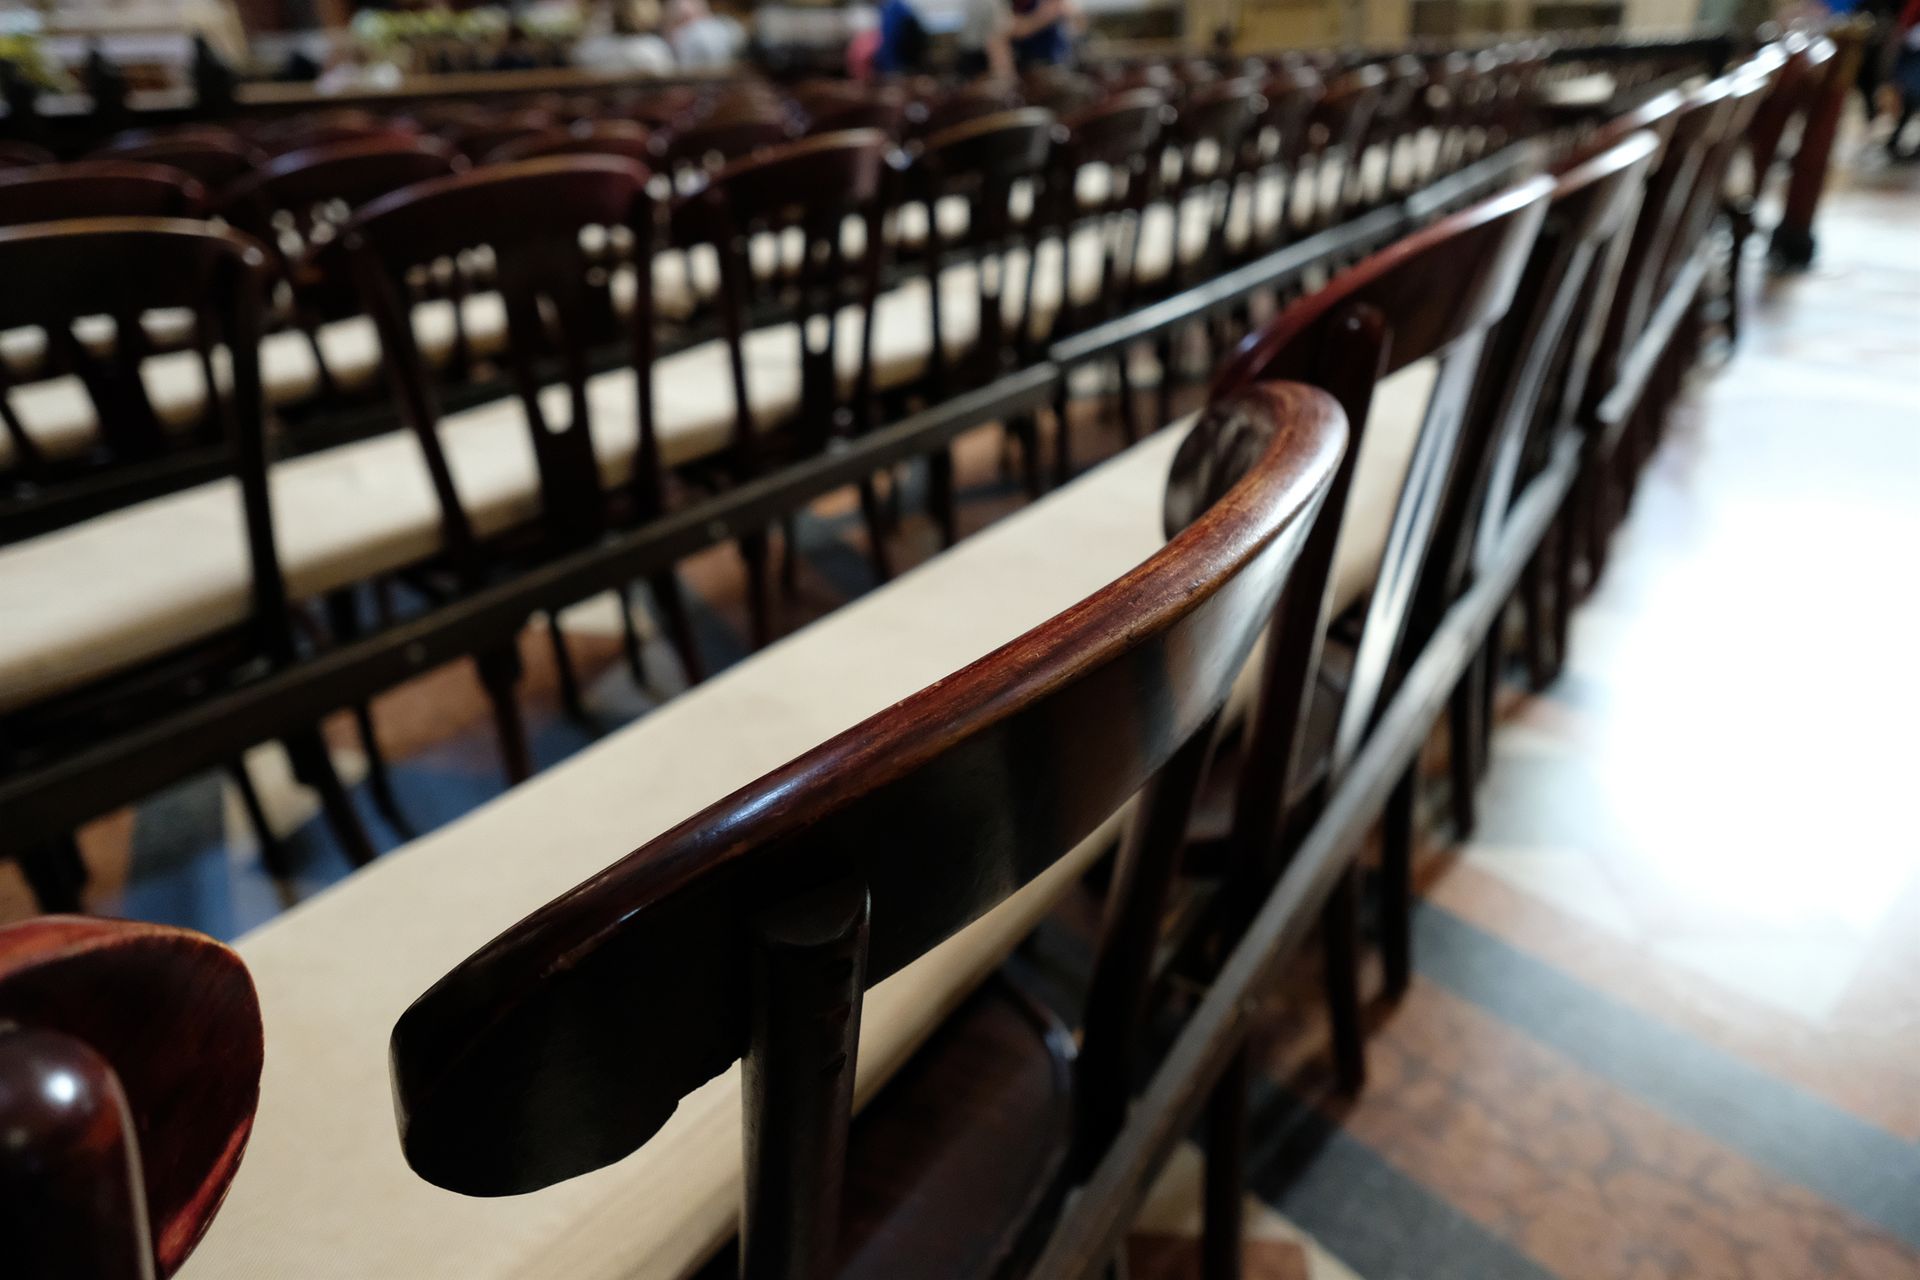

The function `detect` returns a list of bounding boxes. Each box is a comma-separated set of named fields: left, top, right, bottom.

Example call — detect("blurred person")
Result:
left=955, top=0, right=1013, bottom=78
left=665, top=0, right=741, bottom=69
left=1006, top=0, right=1081, bottom=70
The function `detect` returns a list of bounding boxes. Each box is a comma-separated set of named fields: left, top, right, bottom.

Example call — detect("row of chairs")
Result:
left=0, top=27, right=1852, bottom=1280
left=0, top=42, right=1626, bottom=902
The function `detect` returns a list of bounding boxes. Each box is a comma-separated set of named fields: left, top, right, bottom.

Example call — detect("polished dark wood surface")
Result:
left=0, top=162, right=204, bottom=226
left=390, top=381, right=1343, bottom=1199
left=0, top=916, right=262, bottom=1277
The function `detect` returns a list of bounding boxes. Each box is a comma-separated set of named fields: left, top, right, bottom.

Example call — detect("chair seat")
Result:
left=0, top=327, right=802, bottom=715
left=178, top=428, right=1178, bottom=1280
left=833, top=977, right=1074, bottom=1280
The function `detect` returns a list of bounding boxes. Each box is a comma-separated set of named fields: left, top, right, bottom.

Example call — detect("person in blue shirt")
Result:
left=872, top=0, right=932, bottom=76
left=1006, top=0, right=1081, bottom=69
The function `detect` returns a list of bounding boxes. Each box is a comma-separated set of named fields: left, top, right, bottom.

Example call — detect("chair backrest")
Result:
left=909, top=108, right=1059, bottom=392
left=219, top=136, right=465, bottom=323
left=1306, top=65, right=1386, bottom=225
left=1744, top=36, right=1824, bottom=187
left=1411, top=133, right=1659, bottom=646
left=339, top=157, right=655, bottom=578
left=0, top=160, right=204, bottom=227
left=0, top=916, right=262, bottom=1279
left=444, top=109, right=557, bottom=163
left=91, top=128, right=264, bottom=190
left=389, top=382, right=1345, bottom=1230
left=250, top=108, right=416, bottom=157
left=1052, top=91, right=1170, bottom=330
left=1661, top=65, right=1771, bottom=287
left=485, top=120, right=654, bottom=165
left=669, top=130, right=892, bottom=471
left=0, top=219, right=284, bottom=642
left=1581, top=80, right=1733, bottom=411
left=1212, top=176, right=1551, bottom=798
left=0, top=140, right=55, bottom=169
left=653, top=106, right=796, bottom=186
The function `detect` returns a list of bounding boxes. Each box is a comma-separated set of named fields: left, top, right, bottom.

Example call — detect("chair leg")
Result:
left=1007, top=412, right=1045, bottom=498
left=1321, top=863, right=1366, bottom=1093
left=474, top=646, right=533, bottom=785
left=1201, top=1045, right=1249, bottom=1280
left=779, top=513, right=802, bottom=599
left=1380, top=763, right=1417, bottom=1001
left=927, top=444, right=959, bottom=548
left=284, top=727, right=378, bottom=868
left=1523, top=551, right=1554, bottom=692
left=1447, top=656, right=1481, bottom=840
left=228, top=756, right=295, bottom=879
left=645, top=573, right=705, bottom=686
left=856, top=477, right=894, bottom=584
left=1154, top=331, right=1175, bottom=430
left=737, top=531, right=774, bottom=651
left=1552, top=509, right=1576, bottom=677
left=545, top=613, right=592, bottom=728
left=17, top=836, right=87, bottom=914
left=1114, top=351, right=1142, bottom=446
left=1477, top=633, right=1498, bottom=776
left=1053, top=381, right=1076, bottom=488
left=351, top=702, right=415, bottom=841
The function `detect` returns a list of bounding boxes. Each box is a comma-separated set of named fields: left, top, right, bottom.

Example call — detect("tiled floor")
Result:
left=8, top=137, right=1915, bottom=1279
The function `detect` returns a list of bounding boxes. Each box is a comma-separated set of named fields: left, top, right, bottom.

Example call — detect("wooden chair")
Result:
left=1203, top=175, right=1553, bottom=1092
left=0, top=140, right=55, bottom=169
left=667, top=130, right=896, bottom=646
left=1047, top=91, right=1170, bottom=470
left=249, top=109, right=417, bottom=157
left=905, top=108, right=1058, bottom=520
left=1232, top=64, right=1322, bottom=259
left=90, top=128, right=265, bottom=190
left=1376, top=133, right=1660, bottom=1000
left=1303, top=66, right=1386, bottom=231
left=0, top=217, right=377, bottom=903
left=389, top=379, right=1345, bottom=1280
left=443, top=110, right=557, bottom=164
left=337, top=155, right=701, bottom=779
left=217, top=136, right=467, bottom=408
left=652, top=107, right=796, bottom=188
left=1726, top=38, right=1826, bottom=344
left=0, top=159, right=204, bottom=226
left=0, top=916, right=262, bottom=1278
left=484, top=120, right=654, bottom=165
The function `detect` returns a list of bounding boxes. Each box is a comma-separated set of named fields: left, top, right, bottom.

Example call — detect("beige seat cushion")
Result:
left=0, top=329, right=803, bottom=715
left=177, top=426, right=1185, bottom=1280
left=0, top=298, right=513, bottom=470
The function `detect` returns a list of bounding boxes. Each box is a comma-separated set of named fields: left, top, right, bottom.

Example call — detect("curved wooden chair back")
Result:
left=1255, top=64, right=1323, bottom=167
left=669, top=131, right=891, bottom=470
left=1306, top=65, right=1387, bottom=226
left=445, top=109, right=556, bottom=163
left=91, top=129, right=264, bottom=190
left=0, top=917, right=263, bottom=1279
left=1662, top=66, right=1771, bottom=286
left=1212, top=177, right=1551, bottom=790
left=0, top=140, right=55, bottom=169
left=1020, top=68, right=1104, bottom=117
left=0, top=160, right=205, bottom=227
left=250, top=109, right=415, bottom=156
left=1745, top=38, right=1823, bottom=187
left=339, top=157, right=656, bottom=576
left=485, top=120, right=654, bottom=165
left=917, top=81, right=1022, bottom=138
left=1581, top=79, right=1734, bottom=411
left=1413, top=134, right=1659, bottom=647
left=219, top=136, right=464, bottom=323
left=389, top=385, right=1344, bottom=1242
left=910, top=109, right=1058, bottom=392
left=1165, top=80, right=1266, bottom=285
left=1053, top=91, right=1170, bottom=330
left=0, top=220, right=281, bottom=625
left=653, top=109, right=795, bottom=185
left=804, top=91, right=910, bottom=140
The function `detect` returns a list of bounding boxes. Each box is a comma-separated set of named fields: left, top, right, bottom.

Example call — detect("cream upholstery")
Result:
left=177, top=428, right=1185, bottom=1280
left=0, top=329, right=801, bottom=714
